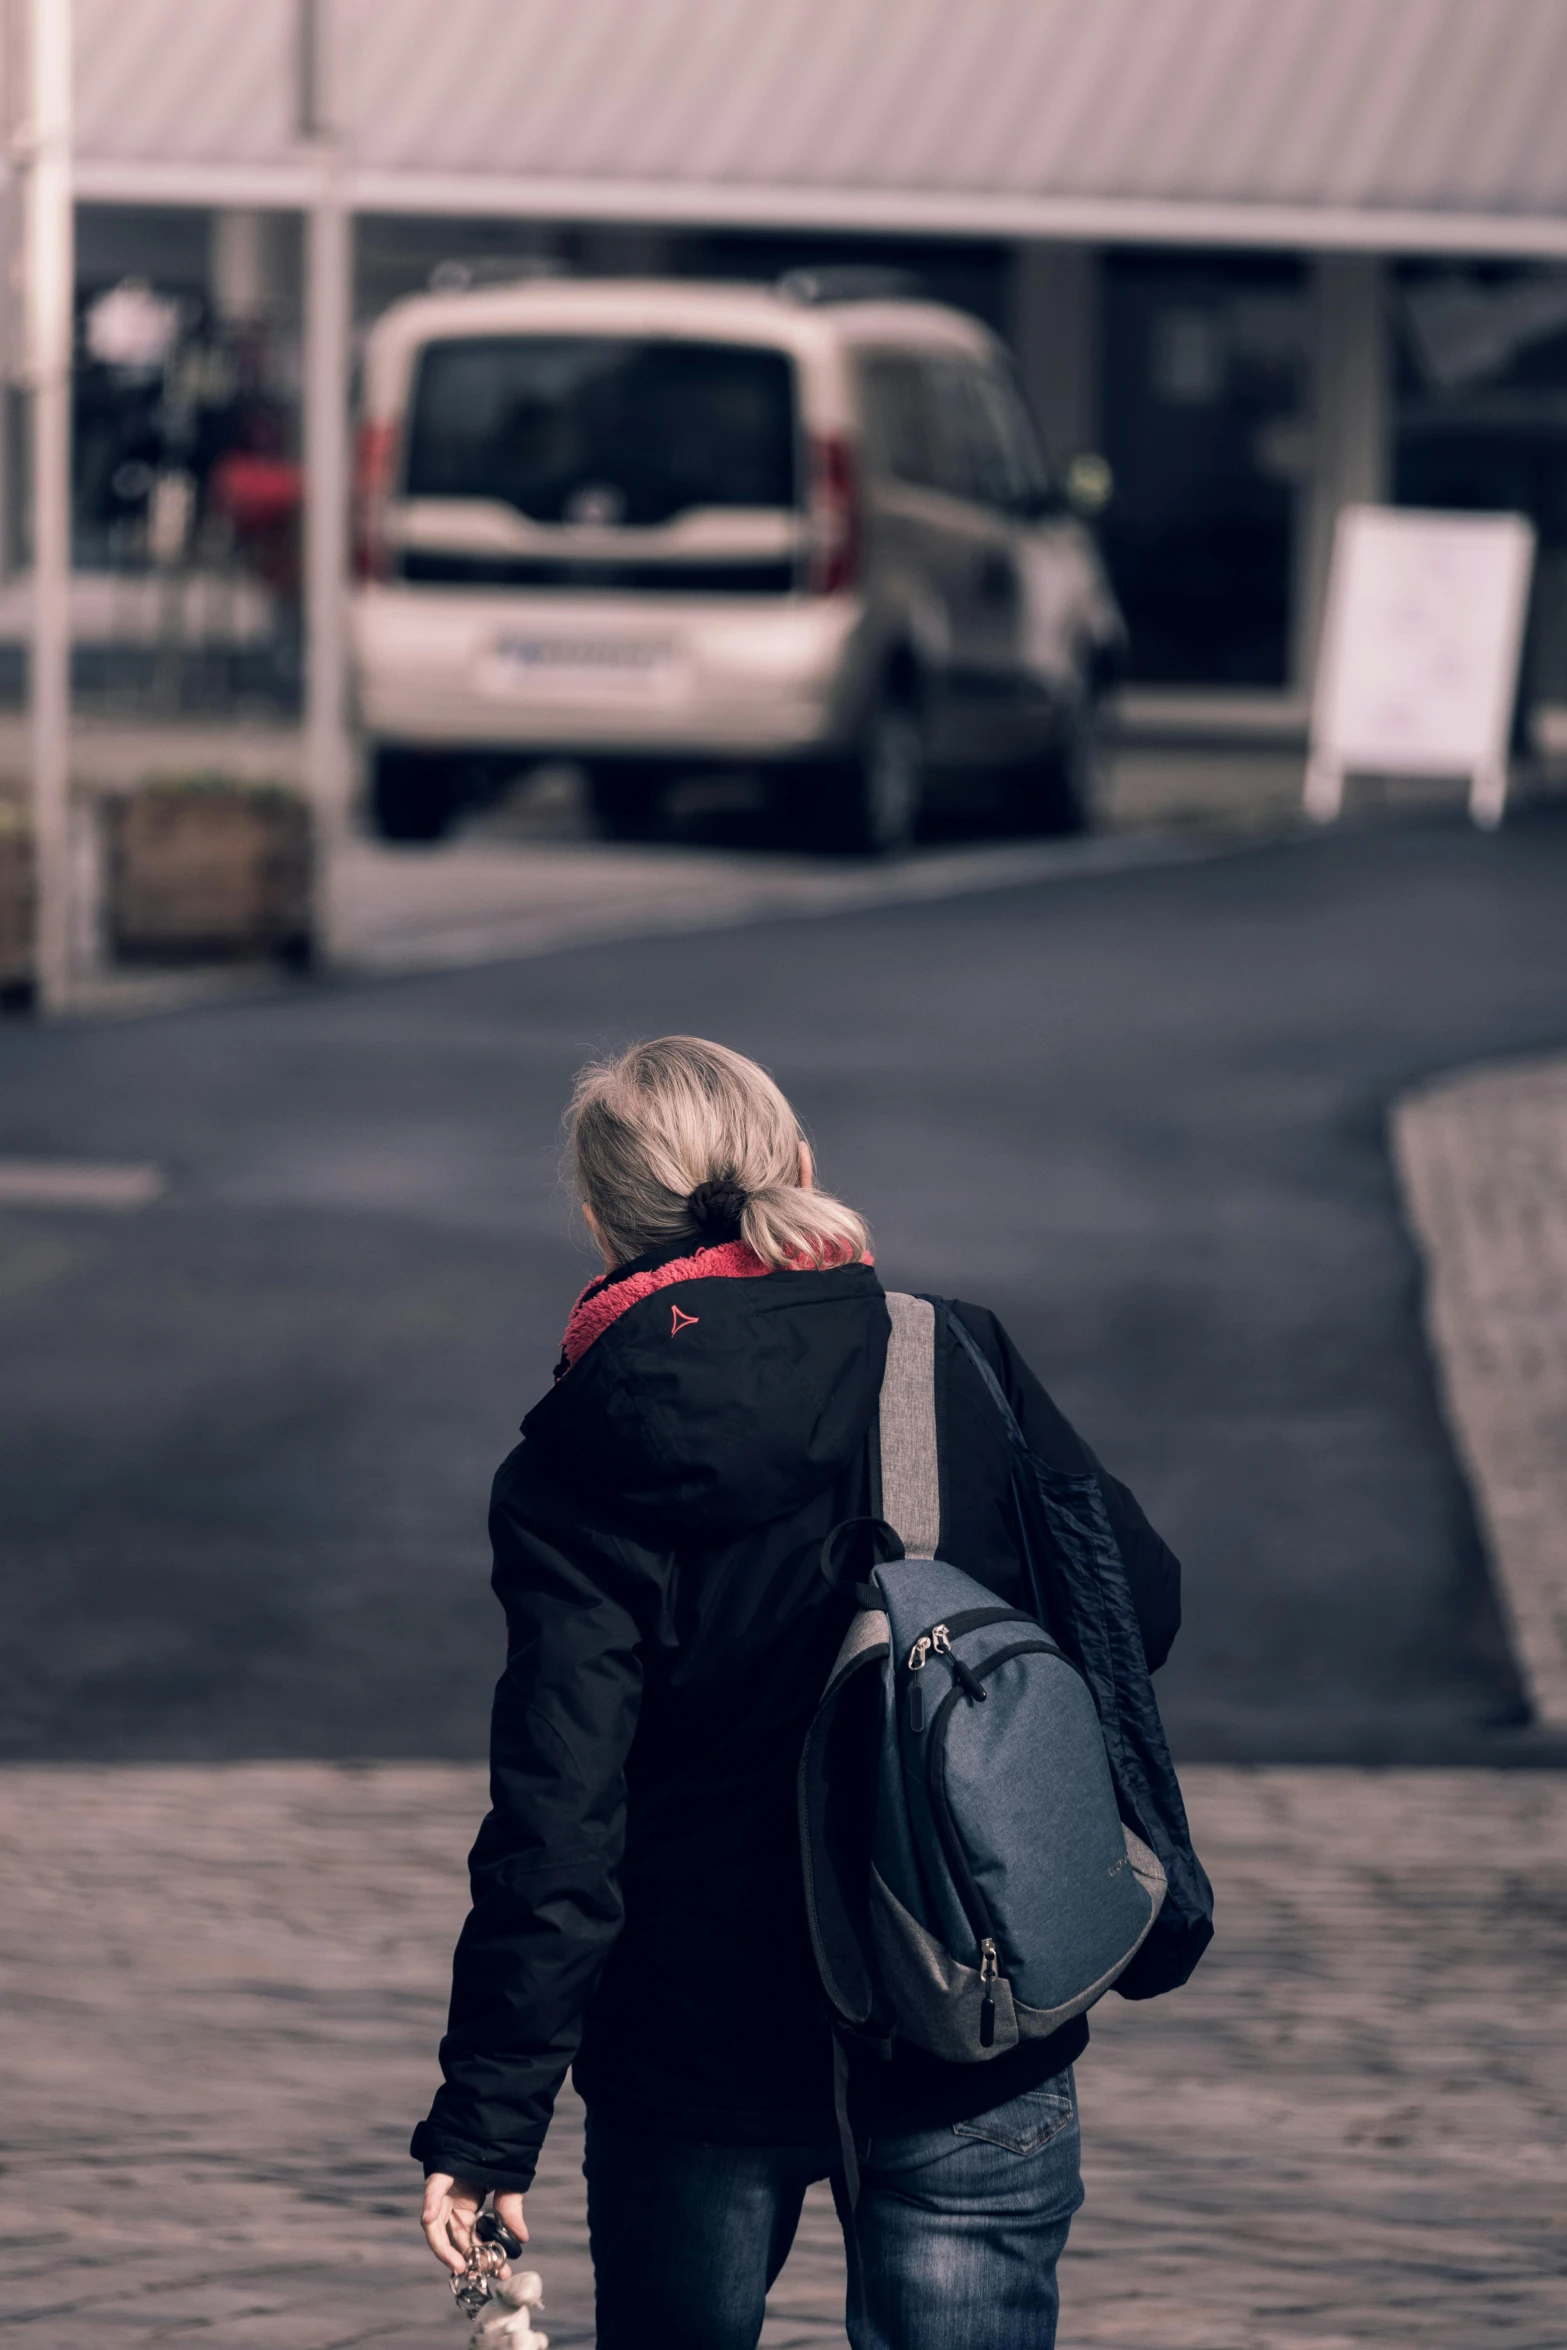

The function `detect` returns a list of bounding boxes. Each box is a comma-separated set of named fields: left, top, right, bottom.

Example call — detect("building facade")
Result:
left=16, top=0, right=1567, bottom=727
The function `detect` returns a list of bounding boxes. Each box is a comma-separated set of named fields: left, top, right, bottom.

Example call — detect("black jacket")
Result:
left=413, top=1242, right=1182, bottom=2193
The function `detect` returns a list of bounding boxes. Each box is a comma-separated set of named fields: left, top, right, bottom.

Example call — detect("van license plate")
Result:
left=486, top=636, right=677, bottom=699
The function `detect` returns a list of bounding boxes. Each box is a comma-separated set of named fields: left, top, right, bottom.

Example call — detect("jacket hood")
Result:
left=522, top=1245, right=891, bottom=1538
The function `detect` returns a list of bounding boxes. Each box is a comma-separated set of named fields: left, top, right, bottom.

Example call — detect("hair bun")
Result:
left=686, top=1177, right=749, bottom=1239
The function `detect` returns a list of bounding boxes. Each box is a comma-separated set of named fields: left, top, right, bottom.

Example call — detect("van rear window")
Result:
left=404, top=337, right=798, bottom=524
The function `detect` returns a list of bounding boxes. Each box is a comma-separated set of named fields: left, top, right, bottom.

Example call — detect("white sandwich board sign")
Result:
left=1305, top=505, right=1535, bottom=830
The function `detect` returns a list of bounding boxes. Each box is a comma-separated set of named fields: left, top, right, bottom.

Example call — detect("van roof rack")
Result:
left=777, top=266, right=922, bottom=306
left=428, top=257, right=571, bottom=292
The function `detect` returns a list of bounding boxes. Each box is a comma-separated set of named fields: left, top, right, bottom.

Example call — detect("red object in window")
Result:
left=209, top=452, right=303, bottom=536
left=353, top=418, right=399, bottom=582
left=807, top=433, right=860, bottom=596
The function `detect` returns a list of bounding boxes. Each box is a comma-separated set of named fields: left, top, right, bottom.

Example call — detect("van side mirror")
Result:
left=1064, top=452, right=1114, bottom=517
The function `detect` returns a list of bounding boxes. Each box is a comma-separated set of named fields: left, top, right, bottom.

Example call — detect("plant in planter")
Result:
left=106, top=776, right=312, bottom=967
left=0, top=802, right=34, bottom=1006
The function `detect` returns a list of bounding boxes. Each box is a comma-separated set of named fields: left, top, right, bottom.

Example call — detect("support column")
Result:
left=1295, top=254, right=1389, bottom=692
left=24, top=0, right=73, bottom=1012
left=303, top=170, right=353, bottom=961
left=1009, top=242, right=1101, bottom=471
left=0, top=125, right=17, bottom=585
left=210, top=208, right=292, bottom=326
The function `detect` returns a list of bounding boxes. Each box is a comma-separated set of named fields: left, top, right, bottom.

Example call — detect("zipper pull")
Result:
left=907, top=1635, right=930, bottom=1732
left=979, top=1938, right=999, bottom=2048
left=931, top=1627, right=987, bottom=1704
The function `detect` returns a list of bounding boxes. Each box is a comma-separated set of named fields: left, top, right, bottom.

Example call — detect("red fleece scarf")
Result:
left=559, top=1240, right=773, bottom=1371
left=558, top=1239, right=871, bottom=1373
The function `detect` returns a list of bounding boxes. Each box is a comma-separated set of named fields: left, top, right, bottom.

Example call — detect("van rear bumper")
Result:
left=352, top=585, right=871, bottom=759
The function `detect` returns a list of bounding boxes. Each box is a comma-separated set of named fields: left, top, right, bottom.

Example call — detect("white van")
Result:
left=351, top=274, right=1124, bottom=852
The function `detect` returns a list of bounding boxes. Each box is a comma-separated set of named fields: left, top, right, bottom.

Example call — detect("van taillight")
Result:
left=353, top=419, right=398, bottom=583
left=808, top=434, right=860, bottom=596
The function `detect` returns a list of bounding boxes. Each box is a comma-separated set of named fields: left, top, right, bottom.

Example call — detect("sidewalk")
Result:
left=21, top=730, right=1567, bottom=1017
left=17, top=750, right=1234, bottom=1018
left=328, top=824, right=1199, bottom=978
left=1395, top=1053, right=1567, bottom=1732
left=3, top=1763, right=1563, bottom=2348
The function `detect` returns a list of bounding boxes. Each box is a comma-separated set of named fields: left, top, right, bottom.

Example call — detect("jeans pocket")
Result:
left=951, top=2069, right=1077, bottom=2157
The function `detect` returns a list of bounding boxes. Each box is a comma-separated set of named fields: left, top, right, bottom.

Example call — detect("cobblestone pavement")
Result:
left=3, top=1764, right=1564, bottom=2348
left=1395, top=1054, right=1567, bottom=1730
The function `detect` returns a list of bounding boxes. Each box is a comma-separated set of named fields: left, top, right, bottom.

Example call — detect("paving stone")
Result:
left=2, top=1764, right=1564, bottom=2347
left=1395, top=1054, right=1567, bottom=1728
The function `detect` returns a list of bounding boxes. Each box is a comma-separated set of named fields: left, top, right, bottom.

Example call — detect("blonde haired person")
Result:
left=416, top=1038, right=1186, bottom=2350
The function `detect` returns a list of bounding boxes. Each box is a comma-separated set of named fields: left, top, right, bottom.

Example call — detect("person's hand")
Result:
left=420, top=2173, right=528, bottom=2275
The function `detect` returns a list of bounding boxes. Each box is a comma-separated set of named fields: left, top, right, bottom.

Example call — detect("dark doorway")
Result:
left=1100, top=248, right=1309, bottom=688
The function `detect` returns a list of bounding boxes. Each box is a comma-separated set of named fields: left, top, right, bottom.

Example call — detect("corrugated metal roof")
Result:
left=69, top=0, right=1567, bottom=248
left=75, top=0, right=300, bottom=169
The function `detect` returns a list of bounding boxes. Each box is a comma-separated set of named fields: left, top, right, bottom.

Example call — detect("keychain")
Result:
left=451, top=2211, right=548, bottom=2349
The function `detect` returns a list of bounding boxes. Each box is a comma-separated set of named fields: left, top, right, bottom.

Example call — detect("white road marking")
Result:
left=0, top=1159, right=166, bottom=1210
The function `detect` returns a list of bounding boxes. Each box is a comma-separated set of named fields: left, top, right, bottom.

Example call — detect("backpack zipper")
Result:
left=979, top=1937, right=1000, bottom=2047
left=906, top=1634, right=931, bottom=1731
left=931, top=1623, right=988, bottom=1704
left=902, top=1608, right=1034, bottom=1734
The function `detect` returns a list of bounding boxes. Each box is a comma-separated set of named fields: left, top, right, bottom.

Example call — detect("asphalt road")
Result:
left=4, top=808, right=1567, bottom=1765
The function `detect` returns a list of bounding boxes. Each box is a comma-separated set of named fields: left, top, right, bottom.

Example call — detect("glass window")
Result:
left=869, top=352, right=1043, bottom=509
left=962, top=363, right=1047, bottom=510
left=863, top=352, right=1043, bottom=512
left=923, top=361, right=991, bottom=503
left=861, top=354, right=938, bottom=489
left=404, top=337, right=798, bottom=524
left=1394, top=262, right=1567, bottom=708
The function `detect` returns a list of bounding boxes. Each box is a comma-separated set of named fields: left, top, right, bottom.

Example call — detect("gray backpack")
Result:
left=798, top=1293, right=1168, bottom=2080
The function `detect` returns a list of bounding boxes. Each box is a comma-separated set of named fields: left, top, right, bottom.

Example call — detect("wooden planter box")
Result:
left=107, top=784, right=312, bottom=965
left=0, top=820, right=34, bottom=996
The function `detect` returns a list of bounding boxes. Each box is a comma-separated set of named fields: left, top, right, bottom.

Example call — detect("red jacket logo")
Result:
left=670, top=1305, right=699, bottom=1336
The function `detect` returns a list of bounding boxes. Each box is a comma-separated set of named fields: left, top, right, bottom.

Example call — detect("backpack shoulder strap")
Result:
left=944, top=1302, right=1028, bottom=1453
left=879, top=1292, right=940, bottom=1559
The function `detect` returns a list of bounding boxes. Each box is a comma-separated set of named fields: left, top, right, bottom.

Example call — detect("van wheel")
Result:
left=369, top=749, right=454, bottom=843
left=590, top=763, right=666, bottom=842
left=1011, top=711, right=1095, bottom=837
left=816, top=692, right=924, bottom=856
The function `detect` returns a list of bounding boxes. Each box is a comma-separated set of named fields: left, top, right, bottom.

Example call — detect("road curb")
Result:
left=332, top=826, right=1221, bottom=978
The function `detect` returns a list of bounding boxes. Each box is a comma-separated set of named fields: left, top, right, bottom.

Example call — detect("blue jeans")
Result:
left=583, top=2068, right=1083, bottom=2349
